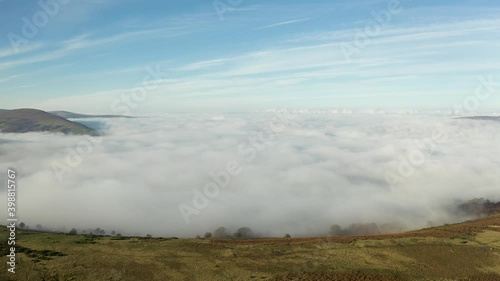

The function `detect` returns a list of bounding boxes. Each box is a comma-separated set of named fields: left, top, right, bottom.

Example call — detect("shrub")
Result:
left=234, top=227, right=254, bottom=238
left=330, top=224, right=343, bottom=236
left=214, top=227, right=229, bottom=238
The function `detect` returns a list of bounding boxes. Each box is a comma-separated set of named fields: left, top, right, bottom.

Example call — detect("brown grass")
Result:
left=0, top=214, right=499, bottom=281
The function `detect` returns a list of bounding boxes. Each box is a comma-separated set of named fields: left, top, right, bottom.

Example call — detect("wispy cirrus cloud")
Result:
left=0, top=43, right=44, bottom=59
left=0, top=26, right=189, bottom=72
left=257, top=17, right=311, bottom=30
left=62, top=27, right=188, bottom=51
left=0, top=74, right=20, bottom=84
left=2, top=2, right=500, bottom=111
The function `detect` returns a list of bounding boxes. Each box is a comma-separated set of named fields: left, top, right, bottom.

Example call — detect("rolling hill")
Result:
left=456, top=116, right=500, bottom=121
left=0, top=109, right=98, bottom=135
left=50, top=110, right=131, bottom=119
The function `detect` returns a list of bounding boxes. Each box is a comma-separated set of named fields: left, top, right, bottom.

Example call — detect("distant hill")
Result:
left=0, top=109, right=98, bottom=135
left=456, top=116, right=500, bottom=121
left=50, top=111, right=131, bottom=119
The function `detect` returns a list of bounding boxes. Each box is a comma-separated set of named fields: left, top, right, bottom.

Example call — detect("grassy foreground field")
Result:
left=1, top=214, right=500, bottom=281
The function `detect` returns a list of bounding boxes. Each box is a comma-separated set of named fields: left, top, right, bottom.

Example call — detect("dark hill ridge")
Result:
left=455, top=116, right=500, bottom=121
left=50, top=111, right=131, bottom=119
left=0, top=109, right=98, bottom=135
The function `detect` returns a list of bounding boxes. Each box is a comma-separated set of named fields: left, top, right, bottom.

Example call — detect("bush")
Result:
left=204, top=232, right=212, bottom=238
left=68, top=228, right=77, bottom=235
left=330, top=224, right=343, bottom=236
left=234, top=227, right=254, bottom=238
left=112, top=233, right=125, bottom=240
left=214, top=227, right=229, bottom=238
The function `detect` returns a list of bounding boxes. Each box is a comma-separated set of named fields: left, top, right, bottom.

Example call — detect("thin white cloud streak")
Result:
left=0, top=75, right=20, bottom=84
left=0, top=50, right=68, bottom=72
left=6, top=13, right=500, bottom=111
left=0, top=43, right=44, bottom=59
left=174, top=59, right=230, bottom=71
left=0, top=84, right=36, bottom=91
left=290, top=18, right=500, bottom=44
left=0, top=26, right=188, bottom=72
left=61, top=27, right=188, bottom=51
left=257, top=17, right=311, bottom=30
left=0, top=114, right=499, bottom=237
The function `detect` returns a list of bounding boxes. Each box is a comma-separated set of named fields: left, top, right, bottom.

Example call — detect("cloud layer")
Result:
left=1, top=112, right=499, bottom=237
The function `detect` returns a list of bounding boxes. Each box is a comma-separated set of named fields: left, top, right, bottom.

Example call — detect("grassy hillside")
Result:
left=1, top=214, right=499, bottom=280
left=0, top=109, right=98, bottom=135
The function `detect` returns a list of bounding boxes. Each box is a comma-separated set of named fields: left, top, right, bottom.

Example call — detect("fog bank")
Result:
left=1, top=112, right=499, bottom=237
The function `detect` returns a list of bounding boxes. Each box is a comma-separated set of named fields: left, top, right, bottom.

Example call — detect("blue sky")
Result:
left=0, top=0, right=499, bottom=113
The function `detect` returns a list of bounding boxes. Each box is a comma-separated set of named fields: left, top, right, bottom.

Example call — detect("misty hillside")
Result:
left=50, top=110, right=131, bottom=119
left=457, top=116, right=500, bottom=121
left=0, top=109, right=98, bottom=135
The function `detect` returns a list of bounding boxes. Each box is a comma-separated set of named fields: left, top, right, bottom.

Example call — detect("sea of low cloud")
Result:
left=0, top=111, right=499, bottom=237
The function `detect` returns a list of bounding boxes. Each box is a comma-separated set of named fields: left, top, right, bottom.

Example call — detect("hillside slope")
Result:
left=1, top=214, right=499, bottom=281
left=457, top=116, right=500, bottom=121
left=0, top=109, right=98, bottom=135
left=50, top=110, right=131, bottom=119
